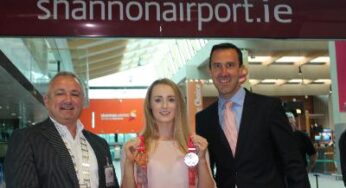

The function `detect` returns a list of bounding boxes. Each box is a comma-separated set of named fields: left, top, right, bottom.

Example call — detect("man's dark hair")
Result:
left=209, top=43, right=243, bottom=69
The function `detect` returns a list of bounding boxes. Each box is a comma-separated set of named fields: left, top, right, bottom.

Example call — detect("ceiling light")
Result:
left=275, top=56, right=305, bottom=63
left=288, top=79, right=303, bottom=83
left=296, top=109, right=302, bottom=114
left=310, top=56, right=330, bottom=63
left=261, top=79, right=277, bottom=84
left=314, top=79, right=331, bottom=84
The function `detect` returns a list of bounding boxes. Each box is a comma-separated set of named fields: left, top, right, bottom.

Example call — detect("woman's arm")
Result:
left=120, top=139, right=140, bottom=188
left=192, top=135, right=216, bottom=188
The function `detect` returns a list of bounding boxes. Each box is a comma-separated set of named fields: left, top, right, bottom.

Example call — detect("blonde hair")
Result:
left=142, top=78, right=190, bottom=154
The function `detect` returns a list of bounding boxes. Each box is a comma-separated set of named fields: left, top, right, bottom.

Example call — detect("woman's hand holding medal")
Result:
left=184, top=134, right=209, bottom=168
left=123, top=138, right=148, bottom=167
left=123, top=138, right=140, bottom=164
left=191, top=134, right=209, bottom=161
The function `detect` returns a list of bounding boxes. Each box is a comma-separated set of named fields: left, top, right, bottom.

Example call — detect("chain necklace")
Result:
left=55, top=124, right=92, bottom=188
left=63, top=136, right=91, bottom=188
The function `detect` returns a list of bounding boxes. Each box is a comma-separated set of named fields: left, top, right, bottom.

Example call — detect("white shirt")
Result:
left=51, top=117, right=99, bottom=188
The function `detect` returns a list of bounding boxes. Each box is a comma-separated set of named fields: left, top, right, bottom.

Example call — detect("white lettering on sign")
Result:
left=101, top=113, right=129, bottom=120
left=100, top=111, right=137, bottom=121
left=37, top=0, right=293, bottom=31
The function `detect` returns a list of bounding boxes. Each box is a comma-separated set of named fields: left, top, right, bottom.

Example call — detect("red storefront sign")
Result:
left=1, top=0, right=346, bottom=38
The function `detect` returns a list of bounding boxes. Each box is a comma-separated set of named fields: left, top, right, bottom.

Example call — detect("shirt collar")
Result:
left=50, top=117, right=84, bottom=138
left=218, top=87, right=246, bottom=108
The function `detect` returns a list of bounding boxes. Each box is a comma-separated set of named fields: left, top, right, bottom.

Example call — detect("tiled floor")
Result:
left=114, top=161, right=345, bottom=187
left=309, top=173, right=344, bottom=188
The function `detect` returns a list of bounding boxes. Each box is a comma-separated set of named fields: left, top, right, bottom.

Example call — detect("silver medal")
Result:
left=184, top=152, right=199, bottom=167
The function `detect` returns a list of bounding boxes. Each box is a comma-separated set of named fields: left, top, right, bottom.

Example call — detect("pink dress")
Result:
left=121, top=140, right=190, bottom=188
left=146, top=140, right=189, bottom=188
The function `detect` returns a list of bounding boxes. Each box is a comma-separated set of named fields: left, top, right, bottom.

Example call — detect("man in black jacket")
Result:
left=339, top=129, right=346, bottom=187
left=196, top=42, right=310, bottom=188
left=5, top=72, right=119, bottom=188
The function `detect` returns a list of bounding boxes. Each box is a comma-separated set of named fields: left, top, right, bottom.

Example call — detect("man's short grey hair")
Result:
left=47, top=71, right=86, bottom=97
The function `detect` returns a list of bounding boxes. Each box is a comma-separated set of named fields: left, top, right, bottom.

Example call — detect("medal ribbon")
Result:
left=187, top=136, right=197, bottom=188
left=136, top=135, right=148, bottom=188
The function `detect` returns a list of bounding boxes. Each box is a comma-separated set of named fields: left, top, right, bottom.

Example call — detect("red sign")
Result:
left=1, top=0, right=346, bottom=38
left=80, top=99, right=145, bottom=134
left=335, top=41, right=346, bottom=112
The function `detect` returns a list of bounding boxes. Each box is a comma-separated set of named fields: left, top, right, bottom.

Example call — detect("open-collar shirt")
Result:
left=50, top=117, right=99, bottom=188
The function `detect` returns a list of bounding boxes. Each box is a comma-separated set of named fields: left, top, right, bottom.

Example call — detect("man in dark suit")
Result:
left=339, top=130, right=346, bottom=187
left=196, top=43, right=310, bottom=188
left=4, top=72, right=119, bottom=188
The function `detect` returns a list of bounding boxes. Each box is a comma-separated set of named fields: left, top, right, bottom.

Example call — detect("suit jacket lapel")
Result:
left=40, top=119, right=79, bottom=186
left=210, top=101, right=235, bottom=158
left=236, top=90, right=257, bottom=158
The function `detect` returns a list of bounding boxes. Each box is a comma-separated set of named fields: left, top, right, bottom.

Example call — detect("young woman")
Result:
left=121, top=78, right=215, bottom=188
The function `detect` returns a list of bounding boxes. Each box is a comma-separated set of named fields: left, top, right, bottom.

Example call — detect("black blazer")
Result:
left=4, top=118, right=119, bottom=188
left=196, top=89, right=310, bottom=188
left=339, top=130, right=346, bottom=186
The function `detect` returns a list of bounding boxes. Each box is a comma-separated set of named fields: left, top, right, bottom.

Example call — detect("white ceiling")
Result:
left=182, top=39, right=331, bottom=96
left=67, top=38, right=331, bottom=97
left=0, top=38, right=332, bottom=123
